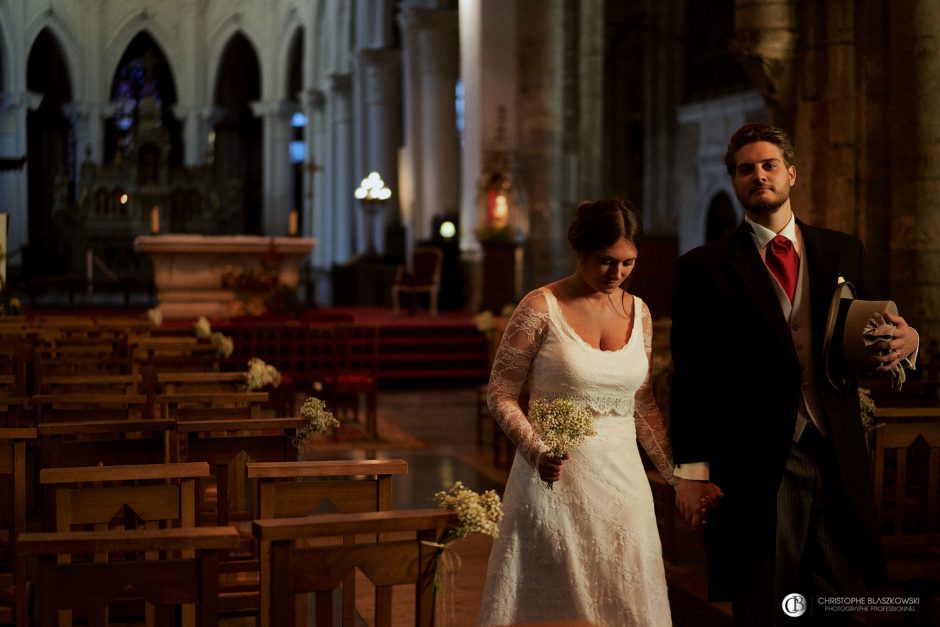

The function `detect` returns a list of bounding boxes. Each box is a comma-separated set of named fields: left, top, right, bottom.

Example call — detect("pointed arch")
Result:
left=213, top=32, right=263, bottom=234
left=105, top=31, right=183, bottom=167
left=25, top=15, right=79, bottom=95
left=208, top=25, right=263, bottom=101
left=26, top=28, right=74, bottom=274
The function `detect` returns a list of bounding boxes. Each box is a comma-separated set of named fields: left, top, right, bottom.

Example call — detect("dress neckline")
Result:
left=542, top=288, right=639, bottom=353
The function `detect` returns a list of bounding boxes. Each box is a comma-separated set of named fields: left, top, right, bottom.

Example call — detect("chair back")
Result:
left=411, top=246, right=443, bottom=285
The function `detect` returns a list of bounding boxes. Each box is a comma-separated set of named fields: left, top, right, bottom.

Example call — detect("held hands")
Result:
left=871, top=311, right=919, bottom=372
left=537, top=453, right=569, bottom=484
left=675, top=479, right=724, bottom=531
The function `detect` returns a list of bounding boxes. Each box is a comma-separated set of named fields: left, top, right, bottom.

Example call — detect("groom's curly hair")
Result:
left=724, top=123, right=796, bottom=177
left=567, top=197, right=643, bottom=260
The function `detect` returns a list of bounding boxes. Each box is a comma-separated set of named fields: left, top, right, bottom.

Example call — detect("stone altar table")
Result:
left=134, top=235, right=316, bottom=319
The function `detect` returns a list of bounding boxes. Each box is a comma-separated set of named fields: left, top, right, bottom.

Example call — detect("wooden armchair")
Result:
left=252, top=508, right=457, bottom=627
left=392, top=246, right=443, bottom=316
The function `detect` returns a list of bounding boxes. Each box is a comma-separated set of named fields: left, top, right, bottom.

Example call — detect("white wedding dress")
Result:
left=477, top=288, right=677, bottom=627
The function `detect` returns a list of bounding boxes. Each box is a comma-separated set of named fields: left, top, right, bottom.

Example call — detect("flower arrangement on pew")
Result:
left=193, top=315, right=234, bottom=357
left=528, top=397, right=595, bottom=489
left=245, top=357, right=281, bottom=392
left=858, top=386, right=878, bottom=454
left=146, top=307, right=163, bottom=326
left=292, top=396, right=340, bottom=447
left=430, top=481, right=503, bottom=620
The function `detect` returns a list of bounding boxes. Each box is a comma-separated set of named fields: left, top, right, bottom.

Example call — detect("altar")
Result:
left=134, top=235, right=316, bottom=319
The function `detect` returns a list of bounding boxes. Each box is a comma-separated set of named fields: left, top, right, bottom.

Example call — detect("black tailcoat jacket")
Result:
left=669, top=219, right=885, bottom=600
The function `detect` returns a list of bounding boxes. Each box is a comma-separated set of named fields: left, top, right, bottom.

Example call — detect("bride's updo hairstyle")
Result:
left=567, top=197, right=643, bottom=261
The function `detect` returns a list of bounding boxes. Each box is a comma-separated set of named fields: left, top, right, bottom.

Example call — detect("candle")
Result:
left=150, top=206, right=160, bottom=234
left=288, top=209, right=298, bottom=236
left=86, top=249, right=93, bottom=282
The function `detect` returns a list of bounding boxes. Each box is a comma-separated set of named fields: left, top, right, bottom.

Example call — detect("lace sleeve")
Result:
left=634, top=300, right=678, bottom=487
left=487, top=290, right=551, bottom=469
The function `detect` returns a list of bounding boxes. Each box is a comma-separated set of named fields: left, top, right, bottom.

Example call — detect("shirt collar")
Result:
left=745, top=213, right=797, bottom=250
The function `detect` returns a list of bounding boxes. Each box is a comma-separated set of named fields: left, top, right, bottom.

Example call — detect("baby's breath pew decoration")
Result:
left=430, top=481, right=503, bottom=624
left=210, top=331, right=234, bottom=357
left=194, top=315, right=212, bottom=339
left=146, top=307, right=163, bottom=326
left=292, top=396, right=340, bottom=447
left=858, top=386, right=878, bottom=454
left=245, top=357, right=281, bottom=391
left=528, top=397, right=595, bottom=488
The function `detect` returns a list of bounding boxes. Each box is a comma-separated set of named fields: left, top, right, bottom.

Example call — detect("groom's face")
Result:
left=731, top=141, right=796, bottom=216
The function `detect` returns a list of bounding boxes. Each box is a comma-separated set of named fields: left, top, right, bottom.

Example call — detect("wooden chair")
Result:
left=252, top=508, right=458, bottom=627
left=391, top=246, right=443, bottom=316
left=35, top=462, right=210, bottom=627
left=248, top=459, right=409, bottom=626
left=18, top=527, right=239, bottom=627
left=0, top=428, right=36, bottom=627
left=871, top=407, right=940, bottom=619
left=33, top=337, right=130, bottom=380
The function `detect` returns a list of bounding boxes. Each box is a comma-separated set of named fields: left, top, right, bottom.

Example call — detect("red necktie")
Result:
left=766, top=235, right=799, bottom=303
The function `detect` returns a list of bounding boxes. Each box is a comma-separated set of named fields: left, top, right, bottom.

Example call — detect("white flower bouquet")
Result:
left=210, top=332, right=234, bottom=357
left=146, top=307, right=163, bottom=326
left=245, top=357, right=281, bottom=390
left=433, top=480, right=503, bottom=543
left=293, top=397, right=340, bottom=446
left=194, top=316, right=212, bottom=339
left=528, top=397, right=595, bottom=488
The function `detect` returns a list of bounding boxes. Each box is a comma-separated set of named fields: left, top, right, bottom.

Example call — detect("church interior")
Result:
left=0, top=0, right=938, bottom=625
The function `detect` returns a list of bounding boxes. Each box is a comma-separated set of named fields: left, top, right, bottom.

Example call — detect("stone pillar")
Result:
left=890, top=0, right=940, bottom=342
left=305, top=89, right=335, bottom=271
left=173, top=104, right=214, bottom=166
left=0, top=92, right=34, bottom=264
left=516, top=0, right=565, bottom=288
left=250, top=99, right=293, bottom=236
left=357, top=48, right=402, bottom=256
left=329, top=74, right=355, bottom=259
left=399, top=7, right=460, bottom=243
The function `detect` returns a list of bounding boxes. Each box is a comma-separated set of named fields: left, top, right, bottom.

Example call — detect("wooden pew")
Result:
left=248, top=459, right=409, bottom=626
left=18, top=527, right=239, bottom=627
left=0, top=428, right=36, bottom=627
left=252, top=509, right=458, bottom=627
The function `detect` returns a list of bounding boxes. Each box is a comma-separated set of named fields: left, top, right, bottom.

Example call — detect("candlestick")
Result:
left=288, top=209, right=298, bottom=236
left=150, top=206, right=160, bottom=234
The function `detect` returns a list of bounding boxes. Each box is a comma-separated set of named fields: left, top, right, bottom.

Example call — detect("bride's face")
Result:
left=577, top=237, right=638, bottom=293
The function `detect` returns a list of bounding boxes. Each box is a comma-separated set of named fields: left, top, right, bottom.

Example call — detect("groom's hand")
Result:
left=676, top=479, right=723, bottom=530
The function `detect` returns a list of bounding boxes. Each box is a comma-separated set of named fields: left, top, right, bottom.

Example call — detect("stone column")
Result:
left=890, top=0, right=940, bottom=342
left=0, top=92, right=35, bottom=264
left=516, top=0, right=565, bottom=288
left=329, top=73, right=355, bottom=259
left=173, top=104, right=214, bottom=167
left=250, top=99, right=293, bottom=236
left=305, top=89, right=335, bottom=271
left=357, top=48, right=402, bottom=256
left=399, top=7, right=460, bottom=243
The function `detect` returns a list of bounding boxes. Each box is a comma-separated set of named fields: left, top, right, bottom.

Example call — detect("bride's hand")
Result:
left=537, top=454, right=568, bottom=483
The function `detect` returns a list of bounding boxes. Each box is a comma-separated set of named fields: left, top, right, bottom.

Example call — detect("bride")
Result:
left=477, top=198, right=678, bottom=626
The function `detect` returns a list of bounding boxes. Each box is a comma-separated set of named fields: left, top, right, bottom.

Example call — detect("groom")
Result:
left=669, top=123, right=919, bottom=625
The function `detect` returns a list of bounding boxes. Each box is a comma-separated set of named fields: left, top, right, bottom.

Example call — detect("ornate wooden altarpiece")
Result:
left=52, top=95, right=242, bottom=282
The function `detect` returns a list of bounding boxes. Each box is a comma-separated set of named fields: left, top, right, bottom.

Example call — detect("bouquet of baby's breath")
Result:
left=292, top=397, right=339, bottom=447
left=245, top=357, right=281, bottom=390
left=194, top=316, right=212, bottom=339
left=433, top=480, right=503, bottom=544
left=210, top=331, right=234, bottom=357
left=858, top=386, right=878, bottom=454
left=430, top=480, right=504, bottom=618
left=528, top=397, right=595, bottom=488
